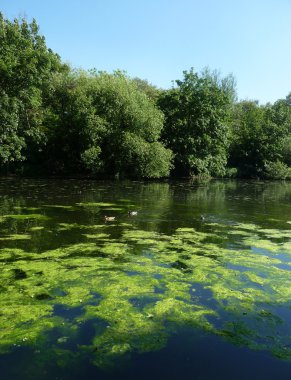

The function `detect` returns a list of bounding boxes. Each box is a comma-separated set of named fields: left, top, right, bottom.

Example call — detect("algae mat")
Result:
left=0, top=179, right=291, bottom=379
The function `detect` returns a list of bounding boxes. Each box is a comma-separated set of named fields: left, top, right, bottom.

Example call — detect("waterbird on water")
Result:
left=104, top=216, right=116, bottom=221
left=200, top=215, right=205, bottom=221
left=128, top=211, right=138, bottom=216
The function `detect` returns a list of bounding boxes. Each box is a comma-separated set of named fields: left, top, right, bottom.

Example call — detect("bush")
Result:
left=225, top=167, right=238, bottom=178
left=264, top=160, right=291, bottom=180
left=81, top=146, right=102, bottom=173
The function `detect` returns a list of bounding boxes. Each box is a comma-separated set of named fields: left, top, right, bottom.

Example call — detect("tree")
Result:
left=43, top=70, right=173, bottom=178
left=132, top=77, right=161, bottom=103
left=282, top=136, right=291, bottom=166
left=158, top=68, right=234, bottom=177
left=0, top=13, right=67, bottom=171
left=229, top=100, right=290, bottom=178
left=0, top=92, right=24, bottom=172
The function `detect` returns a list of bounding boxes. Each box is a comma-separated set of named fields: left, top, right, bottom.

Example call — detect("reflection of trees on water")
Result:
left=175, top=180, right=291, bottom=227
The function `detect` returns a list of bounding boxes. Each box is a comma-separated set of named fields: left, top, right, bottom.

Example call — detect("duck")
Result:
left=104, top=216, right=116, bottom=221
left=128, top=210, right=138, bottom=216
left=200, top=215, right=205, bottom=221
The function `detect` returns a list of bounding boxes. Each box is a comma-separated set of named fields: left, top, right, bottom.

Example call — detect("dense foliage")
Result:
left=158, top=69, right=233, bottom=177
left=228, top=99, right=291, bottom=178
left=43, top=70, right=173, bottom=177
left=0, top=14, right=67, bottom=173
left=0, top=14, right=290, bottom=179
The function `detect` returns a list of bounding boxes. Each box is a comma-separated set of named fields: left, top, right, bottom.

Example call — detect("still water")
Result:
left=0, top=179, right=291, bottom=380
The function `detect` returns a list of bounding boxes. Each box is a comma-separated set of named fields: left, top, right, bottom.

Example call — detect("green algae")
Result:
left=29, top=226, right=45, bottom=232
left=281, top=241, right=291, bottom=252
left=227, top=230, right=255, bottom=237
left=57, top=223, right=112, bottom=231
left=83, top=233, right=110, bottom=239
left=13, top=207, right=40, bottom=212
left=1, top=201, right=291, bottom=370
left=2, top=213, right=49, bottom=221
left=123, top=229, right=168, bottom=245
left=243, top=237, right=284, bottom=252
left=232, top=223, right=258, bottom=231
left=259, top=229, right=291, bottom=239
left=76, top=202, right=117, bottom=207
left=57, top=223, right=89, bottom=230
left=103, top=207, right=124, bottom=211
left=119, top=223, right=134, bottom=227
left=0, top=234, right=31, bottom=241
left=43, top=205, right=76, bottom=210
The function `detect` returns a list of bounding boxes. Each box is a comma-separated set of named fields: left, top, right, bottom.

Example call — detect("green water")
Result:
left=0, top=179, right=291, bottom=379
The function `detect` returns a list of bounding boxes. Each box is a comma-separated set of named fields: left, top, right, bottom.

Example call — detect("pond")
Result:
left=0, top=178, right=291, bottom=380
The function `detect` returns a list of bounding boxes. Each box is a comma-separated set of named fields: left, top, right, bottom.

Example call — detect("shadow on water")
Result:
left=1, top=327, right=291, bottom=380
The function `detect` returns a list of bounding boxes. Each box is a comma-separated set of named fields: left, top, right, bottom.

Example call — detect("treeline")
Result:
left=1, top=14, right=291, bottom=179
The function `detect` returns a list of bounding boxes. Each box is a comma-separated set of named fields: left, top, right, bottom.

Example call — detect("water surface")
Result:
left=0, top=179, right=291, bottom=379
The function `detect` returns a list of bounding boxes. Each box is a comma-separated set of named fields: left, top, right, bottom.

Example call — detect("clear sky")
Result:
left=1, top=0, right=291, bottom=104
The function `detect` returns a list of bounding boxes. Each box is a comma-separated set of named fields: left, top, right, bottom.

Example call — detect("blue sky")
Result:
left=1, top=0, right=291, bottom=104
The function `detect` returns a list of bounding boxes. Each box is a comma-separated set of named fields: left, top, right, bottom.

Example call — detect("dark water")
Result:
left=0, top=179, right=291, bottom=379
